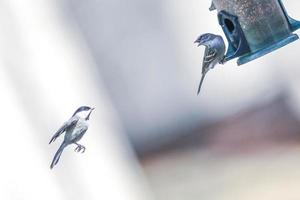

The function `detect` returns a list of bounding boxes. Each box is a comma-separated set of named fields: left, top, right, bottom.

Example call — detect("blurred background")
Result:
left=1, top=0, right=300, bottom=199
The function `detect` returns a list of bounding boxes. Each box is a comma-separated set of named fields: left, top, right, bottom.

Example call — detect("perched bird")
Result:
left=195, top=33, right=226, bottom=94
left=49, top=106, right=95, bottom=169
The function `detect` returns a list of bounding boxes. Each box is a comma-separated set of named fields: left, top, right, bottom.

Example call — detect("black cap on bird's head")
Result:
left=195, top=33, right=217, bottom=46
left=72, top=106, right=95, bottom=120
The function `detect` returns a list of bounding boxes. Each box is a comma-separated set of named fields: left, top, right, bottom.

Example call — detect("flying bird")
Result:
left=49, top=106, right=95, bottom=169
left=195, top=33, right=225, bottom=94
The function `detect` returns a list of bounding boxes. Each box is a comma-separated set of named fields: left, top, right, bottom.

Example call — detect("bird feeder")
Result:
left=210, top=0, right=300, bottom=65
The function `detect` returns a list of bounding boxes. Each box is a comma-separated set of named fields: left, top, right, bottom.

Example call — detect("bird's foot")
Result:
left=219, top=57, right=227, bottom=65
left=74, top=144, right=86, bottom=153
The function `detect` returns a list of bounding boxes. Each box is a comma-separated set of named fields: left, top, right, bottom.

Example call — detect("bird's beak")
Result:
left=90, top=107, right=95, bottom=114
left=86, top=108, right=95, bottom=120
left=194, top=37, right=204, bottom=47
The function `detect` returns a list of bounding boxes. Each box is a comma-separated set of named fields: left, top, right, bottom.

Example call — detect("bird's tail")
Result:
left=50, top=142, right=67, bottom=169
left=197, top=73, right=206, bottom=95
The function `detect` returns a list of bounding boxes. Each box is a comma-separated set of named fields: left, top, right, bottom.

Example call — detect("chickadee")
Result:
left=195, top=33, right=225, bottom=94
left=49, top=106, right=95, bottom=169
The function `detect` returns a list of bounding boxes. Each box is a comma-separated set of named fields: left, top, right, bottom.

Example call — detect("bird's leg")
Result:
left=74, top=143, right=86, bottom=153
left=74, top=145, right=85, bottom=153
left=74, top=145, right=81, bottom=152
left=219, top=56, right=226, bottom=65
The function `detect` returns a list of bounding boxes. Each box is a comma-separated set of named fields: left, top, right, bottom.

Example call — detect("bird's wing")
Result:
left=197, top=47, right=216, bottom=94
left=202, top=47, right=216, bottom=73
left=49, top=116, right=79, bottom=144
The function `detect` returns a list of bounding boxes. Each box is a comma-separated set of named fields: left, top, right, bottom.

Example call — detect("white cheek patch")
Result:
left=76, top=110, right=90, bottom=118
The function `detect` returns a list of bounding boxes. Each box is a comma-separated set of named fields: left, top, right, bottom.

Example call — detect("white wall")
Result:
left=0, top=0, right=152, bottom=199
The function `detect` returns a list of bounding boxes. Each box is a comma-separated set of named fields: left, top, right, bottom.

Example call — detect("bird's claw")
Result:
left=74, top=145, right=86, bottom=153
left=219, top=57, right=226, bottom=65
